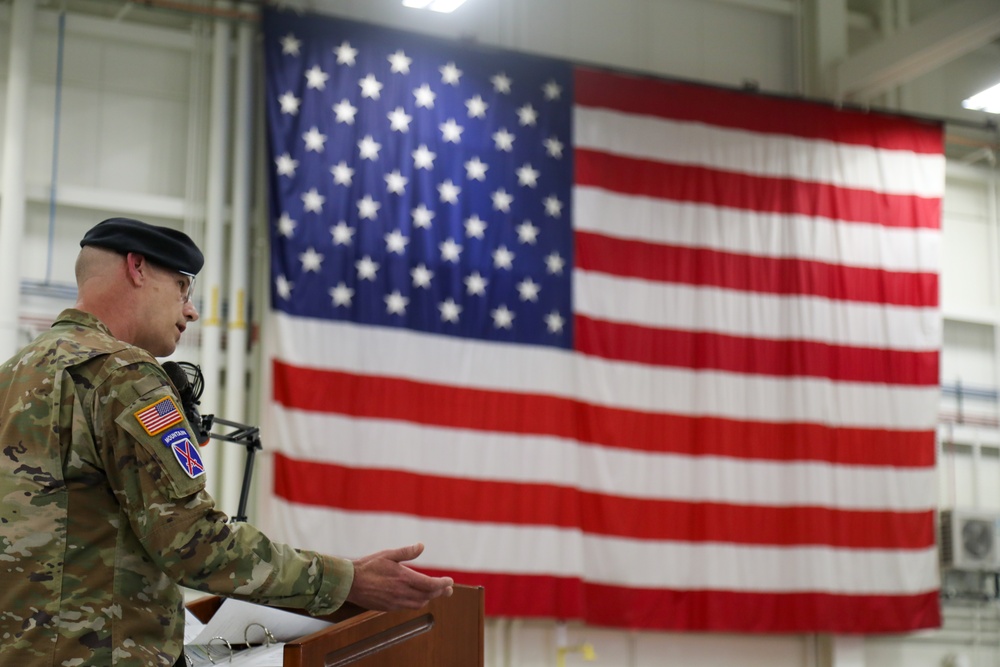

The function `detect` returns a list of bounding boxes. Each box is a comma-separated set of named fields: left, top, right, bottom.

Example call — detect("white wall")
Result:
left=4, top=1, right=1000, bottom=666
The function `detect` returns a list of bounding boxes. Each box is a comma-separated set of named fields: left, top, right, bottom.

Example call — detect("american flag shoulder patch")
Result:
left=133, top=396, right=184, bottom=436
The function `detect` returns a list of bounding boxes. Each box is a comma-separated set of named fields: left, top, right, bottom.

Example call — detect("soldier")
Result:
left=0, top=218, right=453, bottom=666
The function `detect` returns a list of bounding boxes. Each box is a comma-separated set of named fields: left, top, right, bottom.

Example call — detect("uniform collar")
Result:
left=52, top=308, right=115, bottom=338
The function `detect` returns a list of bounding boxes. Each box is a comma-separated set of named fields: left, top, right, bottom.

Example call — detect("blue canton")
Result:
left=263, top=10, right=574, bottom=348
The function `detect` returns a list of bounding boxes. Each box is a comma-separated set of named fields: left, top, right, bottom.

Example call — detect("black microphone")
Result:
left=162, top=361, right=212, bottom=446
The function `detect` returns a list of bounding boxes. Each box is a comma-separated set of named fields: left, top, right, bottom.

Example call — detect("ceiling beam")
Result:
left=835, top=0, right=1000, bottom=102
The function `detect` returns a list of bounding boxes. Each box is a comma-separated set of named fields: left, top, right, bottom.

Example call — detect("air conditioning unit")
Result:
left=940, top=509, right=1000, bottom=571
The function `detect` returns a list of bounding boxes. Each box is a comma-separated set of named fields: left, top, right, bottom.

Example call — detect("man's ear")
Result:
left=124, top=252, right=148, bottom=287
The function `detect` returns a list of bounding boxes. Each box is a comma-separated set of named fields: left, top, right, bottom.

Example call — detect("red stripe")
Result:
left=576, top=149, right=941, bottom=229
left=575, top=314, right=939, bottom=385
left=574, top=67, right=944, bottom=155
left=576, top=230, right=938, bottom=307
left=410, top=569, right=941, bottom=631
left=272, top=361, right=936, bottom=467
left=273, top=455, right=935, bottom=549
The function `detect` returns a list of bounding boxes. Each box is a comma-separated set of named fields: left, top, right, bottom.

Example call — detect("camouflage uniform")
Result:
left=0, top=309, right=354, bottom=666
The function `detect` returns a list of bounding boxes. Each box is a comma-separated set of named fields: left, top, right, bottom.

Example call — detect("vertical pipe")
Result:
left=198, top=0, right=232, bottom=501
left=184, top=18, right=211, bottom=280
left=986, top=149, right=1000, bottom=453
left=46, top=11, right=66, bottom=284
left=245, top=46, right=270, bottom=525
left=220, top=8, right=254, bottom=515
left=0, top=0, right=37, bottom=358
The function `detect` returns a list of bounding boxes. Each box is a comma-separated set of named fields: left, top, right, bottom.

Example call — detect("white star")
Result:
left=388, top=50, right=412, bottom=74
left=542, top=80, right=562, bottom=100
left=438, top=298, right=462, bottom=323
left=544, top=195, right=564, bottom=218
left=493, top=245, right=515, bottom=270
left=439, top=238, right=462, bottom=263
left=516, top=103, right=538, bottom=127
left=440, top=61, right=462, bottom=85
left=545, top=251, right=565, bottom=275
left=464, top=156, right=488, bottom=181
left=299, top=247, right=324, bottom=272
left=356, top=256, right=379, bottom=281
left=333, top=98, right=358, bottom=124
left=411, top=263, right=434, bottom=288
left=305, top=65, right=329, bottom=90
left=331, top=161, right=354, bottom=186
left=464, top=215, right=487, bottom=239
left=491, top=305, right=515, bottom=329
left=335, top=41, right=358, bottom=66
left=464, top=271, right=488, bottom=296
left=279, top=91, right=300, bottom=115
left=385, top=229, right=409, bottom=254
left=330, top=282, right=354, bottom=307
left=544, top=136, right=564, bottom=159
left=358, top=135, right=382, bottom=160
left=516, top=220, right=539, bottom=244
left=491, top=72, right=512, bottom=94
left=385, top=170, right=408, bottom=195
left=438, top=179, right=461, bottom=204
left=385, top=290, right=409, bottom=315
left=492, top=128, right=515, bottom=152
left=491, top=188, right=513, bottom=213
left=357, top=194, right=381, bottom=220
left=359, top=73, right=384, bottom=99
left=275, top=153, right=298, bottom=177
left=388, top=106, right=413, bottom=132
left=465, top=95, right=488, bottom=118
left=412, top=204, right=435, bottom=229
left=280, top=33, right=301, bottom=56
left=516, top=163, right=540, bottom=187
left=413, top=84, right=436, bottom=108
left=412, top=144, right=436, bottom=170
left=330, top=221, right=355, bottom=246
left=277, top=213, right=296, bottom=237
left=440, top=118, right=463, bottom=143
left=275, top=274, right=293, bottom=300
left=516, top=277, right=540, bottom=302
left=303, top=126, right=326, bottom=152
left=301, top=188, right=325, bottom=213
left=545, top=310, right=565, bottom=333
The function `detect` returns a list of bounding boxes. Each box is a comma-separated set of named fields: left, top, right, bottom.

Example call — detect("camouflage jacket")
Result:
left=0, top=309, right=353, bottom=666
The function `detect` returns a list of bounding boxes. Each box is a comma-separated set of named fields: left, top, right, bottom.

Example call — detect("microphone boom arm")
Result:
left=201, top=414, right=261, bottom=524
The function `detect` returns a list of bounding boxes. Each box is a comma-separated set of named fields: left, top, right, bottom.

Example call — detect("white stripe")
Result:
left=273, top=313, right=940, bottom=430
left=574, top=186, right=941, bottom=273
left=574, top=269, right=940, bottom=352
left=574, top=106, right=946, bottom=197
left=261, top=499, right=939, bottom=595
left=272, top=409, right=937, bottom=512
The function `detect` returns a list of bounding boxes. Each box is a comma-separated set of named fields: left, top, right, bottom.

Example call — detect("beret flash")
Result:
left=80, top=217, right=204, bottom=276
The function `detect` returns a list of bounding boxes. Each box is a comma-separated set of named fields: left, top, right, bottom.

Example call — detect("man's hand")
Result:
left=346, top=543, right=454, bottom=611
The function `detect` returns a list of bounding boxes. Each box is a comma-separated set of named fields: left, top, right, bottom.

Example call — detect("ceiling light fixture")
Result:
left=963, top=81, right=1000, bottom=114
left=402, top=0, right=468, bottom=13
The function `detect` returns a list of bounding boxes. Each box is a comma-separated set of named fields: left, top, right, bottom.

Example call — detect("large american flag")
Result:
left=260, top=8, right=945, bottom=632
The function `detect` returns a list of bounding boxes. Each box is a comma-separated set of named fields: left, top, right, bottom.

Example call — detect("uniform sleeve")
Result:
left=99, top=362, right=354, bottom=615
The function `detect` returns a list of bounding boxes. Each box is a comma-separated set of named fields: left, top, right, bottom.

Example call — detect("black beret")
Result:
left=80, top=217, right=204, bottom=276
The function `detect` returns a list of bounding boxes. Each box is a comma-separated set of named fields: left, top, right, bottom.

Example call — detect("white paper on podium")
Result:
left=184, top=609, right=206, bottom=645
left=188, top=597, right=333, bottom=646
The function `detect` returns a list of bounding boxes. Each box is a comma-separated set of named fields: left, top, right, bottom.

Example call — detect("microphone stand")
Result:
left=201, top=415, right=261, bottom=524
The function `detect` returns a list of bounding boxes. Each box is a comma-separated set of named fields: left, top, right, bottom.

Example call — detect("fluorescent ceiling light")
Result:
left=402, top=0, right=467, bottom=12
left=963, top=81, right=1000, bottom=114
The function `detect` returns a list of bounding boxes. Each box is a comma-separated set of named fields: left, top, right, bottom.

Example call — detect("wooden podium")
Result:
left=187, top=585, right=484, bottom=667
